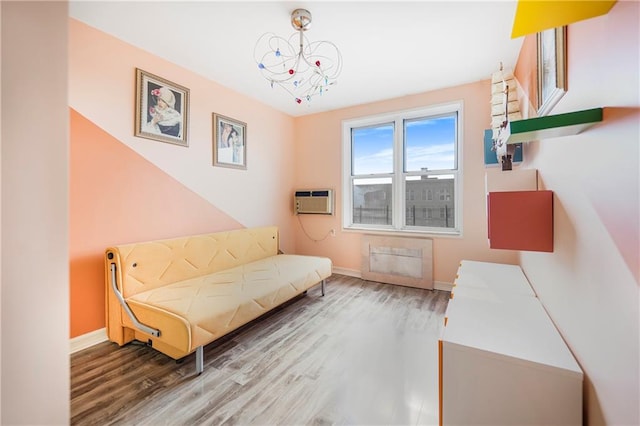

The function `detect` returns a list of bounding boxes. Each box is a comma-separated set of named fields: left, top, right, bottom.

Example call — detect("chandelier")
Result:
left=254, top=8, right=343, bottom=105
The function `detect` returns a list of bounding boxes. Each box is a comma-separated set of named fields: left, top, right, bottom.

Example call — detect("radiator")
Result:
left=361, top=235, right=433, bottom=290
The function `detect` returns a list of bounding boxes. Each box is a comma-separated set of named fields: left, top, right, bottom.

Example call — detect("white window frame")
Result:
left=341, top=101, right=463, bottom=236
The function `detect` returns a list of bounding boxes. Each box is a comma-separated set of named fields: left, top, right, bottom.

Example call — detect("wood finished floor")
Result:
left=71, top=274, right=450, bottom=425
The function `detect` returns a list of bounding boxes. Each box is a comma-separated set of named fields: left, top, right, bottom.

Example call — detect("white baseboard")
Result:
left=331, top=267, right=361, bottom=278
left=333, top=267, right=452, bottom=292
left=435, top=280, right=454, bottom=292
left=70, top=327, right=108, bottom=354
left=70, top=279, right=450, bottom=355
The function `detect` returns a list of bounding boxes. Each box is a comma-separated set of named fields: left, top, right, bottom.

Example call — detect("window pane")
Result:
left=352, top=124, right=394, bottom=175
left=404, top=114, right=456, bottom=172
left=405, top=174, right=455, bottom=228
left=353, top=177, right=392, bottom=225
left=343, top=102, right=461, bottom=235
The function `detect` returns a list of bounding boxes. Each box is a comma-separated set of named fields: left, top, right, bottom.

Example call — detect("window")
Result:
left=342, top=102, right=462, bottom=235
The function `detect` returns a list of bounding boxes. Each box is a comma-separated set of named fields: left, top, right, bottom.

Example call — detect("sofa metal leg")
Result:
left=196, top=346, right=204, bottom=375
left=321, top=279, right=325, bottom=297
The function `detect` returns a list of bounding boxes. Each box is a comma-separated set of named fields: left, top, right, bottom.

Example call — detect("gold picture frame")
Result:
left=537, top=26, right=567, bottom=116
left=135, top=68, right=189, bottom=146
left=212, top=113, right=247, bottom=169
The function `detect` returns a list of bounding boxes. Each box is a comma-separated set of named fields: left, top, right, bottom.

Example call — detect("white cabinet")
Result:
left=439, top=261, right=583, bottom=425
left=485, top=168, right=538, bottom=193
left=453, top=260, right=535, bottom=300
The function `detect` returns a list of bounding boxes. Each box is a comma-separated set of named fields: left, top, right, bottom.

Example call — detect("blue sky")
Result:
left=352, top=115, right=456, bottom=175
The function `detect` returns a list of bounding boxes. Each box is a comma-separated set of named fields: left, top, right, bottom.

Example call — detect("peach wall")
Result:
left=293, top=82, right=519, bottom=284
left=69, top=19, right=300, bottom=338
left=2, top=2, right=69, bottom=423
left=69, top=19, right=297, bottom=247
left=70, top=109, right=244, bottom=337
left=518, top=2, right=639, bottom=424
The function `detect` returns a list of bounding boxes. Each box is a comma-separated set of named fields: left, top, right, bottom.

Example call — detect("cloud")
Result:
left=353, top=148, right=393, bottom=175
left=406, top=143, right=455, bottom=171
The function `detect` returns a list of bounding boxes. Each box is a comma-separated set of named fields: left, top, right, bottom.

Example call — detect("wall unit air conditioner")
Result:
left=294, top=189, right=334, bottom=215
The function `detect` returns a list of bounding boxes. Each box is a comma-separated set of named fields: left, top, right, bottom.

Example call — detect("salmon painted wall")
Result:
left=70, top=109, right=244, bottom=337
left=69, top=19, right=298, bottom=337
left=293, top=82, right=519, bottom=284
left=68, top=18, right=297, bottom=238
left=517, top=2, right=639, bottom=425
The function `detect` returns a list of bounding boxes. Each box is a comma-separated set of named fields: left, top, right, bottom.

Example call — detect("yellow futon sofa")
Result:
left=105, top=226, right=332, bottom=374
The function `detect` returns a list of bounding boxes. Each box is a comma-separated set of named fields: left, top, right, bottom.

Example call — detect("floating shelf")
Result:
left=498, top=107, right=603, bottom=145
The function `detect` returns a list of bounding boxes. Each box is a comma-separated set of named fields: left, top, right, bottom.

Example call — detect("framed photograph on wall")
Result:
left=537, top=26, right=567, bottom=116
left=135, top=68, right=189, bottom=146
left=213, top=113, right=247, bottom=169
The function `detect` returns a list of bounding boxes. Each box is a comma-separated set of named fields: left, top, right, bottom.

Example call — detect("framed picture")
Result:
left=213, top=113, right=247, bottom=169
left=135, top=68, right=189, bottom=146
left=536, top=26, right=567, bottom=116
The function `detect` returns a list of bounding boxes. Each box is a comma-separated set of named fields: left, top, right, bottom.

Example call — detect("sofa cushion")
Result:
left=125, top=254, right=331, bottom=351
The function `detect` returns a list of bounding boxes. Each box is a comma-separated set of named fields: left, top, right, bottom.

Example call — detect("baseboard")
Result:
left=70, top=279, right=449, bottom=355
left=333, top=267, right=452, bottom=292
left=70, top=327, right=108, bottom=354
left=332, top=267, right=361, bottom=278
left=434, top=280, right=453, bottom=292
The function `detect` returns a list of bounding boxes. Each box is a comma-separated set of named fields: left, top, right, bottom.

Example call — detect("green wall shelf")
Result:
left=499, top=107, right=603, bottom=145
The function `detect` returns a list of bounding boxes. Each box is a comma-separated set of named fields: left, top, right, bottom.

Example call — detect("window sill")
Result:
left=342, top=226, right=462, bottom=239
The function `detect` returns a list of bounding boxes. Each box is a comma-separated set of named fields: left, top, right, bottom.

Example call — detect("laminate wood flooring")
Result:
left=71, top=274, right=450, bottom=425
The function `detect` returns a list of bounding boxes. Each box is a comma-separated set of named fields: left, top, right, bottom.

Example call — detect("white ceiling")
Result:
left=69, top=1, right=524, bottom=117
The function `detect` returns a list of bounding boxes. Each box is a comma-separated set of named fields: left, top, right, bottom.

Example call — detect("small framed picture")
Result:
left=213, top=113, right=246, bottom=169
left=135, top=68, right=189, bottom=146
left=537, top=26, right=567, bottom=116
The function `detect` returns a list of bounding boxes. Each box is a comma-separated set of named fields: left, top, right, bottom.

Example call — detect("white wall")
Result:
left=1, top=2, right=69, bottom=424
left=520, top=2, right=639, bottom=424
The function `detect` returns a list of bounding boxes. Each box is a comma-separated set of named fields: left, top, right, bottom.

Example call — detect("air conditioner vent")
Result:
left=294, top=189, right=333, bottom=215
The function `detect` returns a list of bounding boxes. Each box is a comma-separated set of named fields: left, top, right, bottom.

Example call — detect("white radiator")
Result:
left=361, top=235, right=433, bottom=290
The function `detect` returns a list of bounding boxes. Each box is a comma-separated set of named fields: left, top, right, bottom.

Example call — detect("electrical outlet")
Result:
left=330, top=229, right=336, bottom=237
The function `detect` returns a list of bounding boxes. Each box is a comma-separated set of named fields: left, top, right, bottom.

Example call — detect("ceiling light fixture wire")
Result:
left=254, top=8, right=342, bottom=105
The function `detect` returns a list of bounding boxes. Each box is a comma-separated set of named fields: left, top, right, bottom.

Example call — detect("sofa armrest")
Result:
left=108, top=262, right=160, bottom=338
